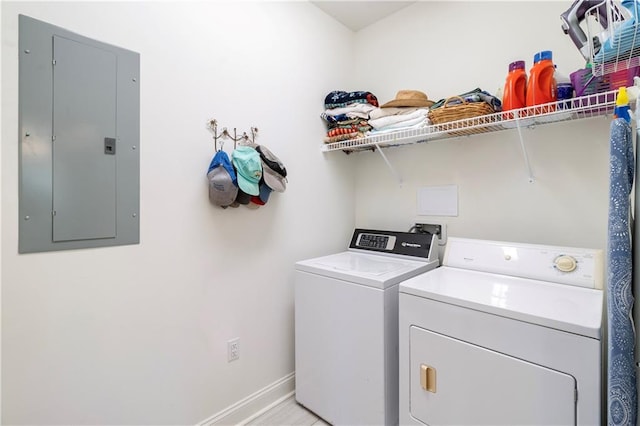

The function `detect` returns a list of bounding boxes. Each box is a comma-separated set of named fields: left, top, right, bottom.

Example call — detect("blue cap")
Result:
left=208, top=150, right=237, bottom=185
left=533, top=50, right=552, bottom=63
left=259, top=182, right=272, bottom=203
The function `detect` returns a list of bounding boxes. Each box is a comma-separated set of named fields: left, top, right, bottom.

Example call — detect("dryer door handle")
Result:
left=420, top=364, right=437, bottom=393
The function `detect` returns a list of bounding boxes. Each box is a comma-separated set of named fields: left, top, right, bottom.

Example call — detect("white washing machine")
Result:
left=399, top=237, right=604, bottom=426
left=295, top=228, right=440, bottom=425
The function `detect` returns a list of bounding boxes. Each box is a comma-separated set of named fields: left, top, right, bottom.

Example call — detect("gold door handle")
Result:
left=420, top=364, right=436, bottom=393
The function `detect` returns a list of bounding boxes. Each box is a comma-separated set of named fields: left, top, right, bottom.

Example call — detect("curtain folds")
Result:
left=608, top=117, right=637, bottom=425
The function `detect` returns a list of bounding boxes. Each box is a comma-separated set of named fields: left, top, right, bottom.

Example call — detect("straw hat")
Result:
left=380, top=90, right=435, bottom=108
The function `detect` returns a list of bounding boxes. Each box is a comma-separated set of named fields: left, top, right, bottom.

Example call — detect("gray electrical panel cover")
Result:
left=19, top=15, right=140, bottom=253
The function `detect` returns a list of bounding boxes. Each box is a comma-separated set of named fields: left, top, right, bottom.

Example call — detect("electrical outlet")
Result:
left=228, top=338, right=239, bottom=362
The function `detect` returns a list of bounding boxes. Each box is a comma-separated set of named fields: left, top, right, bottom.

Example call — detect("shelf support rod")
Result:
left=514, top=112, right=535, bottom=183
left=373, top=142, right=403, bottom=185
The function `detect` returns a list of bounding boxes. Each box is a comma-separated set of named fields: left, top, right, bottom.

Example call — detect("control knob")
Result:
left=554, top=255, right=577, bottom=272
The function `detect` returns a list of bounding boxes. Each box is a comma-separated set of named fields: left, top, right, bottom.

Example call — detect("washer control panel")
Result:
left=444, top=237, right=604, bottom=289
left=356, top=233, right=397, bottom=251
left=350, top=228, right=437, bottom=260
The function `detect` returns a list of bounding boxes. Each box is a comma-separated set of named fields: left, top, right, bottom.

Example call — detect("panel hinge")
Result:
left=52, top=59, right=56, bottom=66
left=52, top=135, right=56, bottom=142
left=51, top=210, right=56, bottom=217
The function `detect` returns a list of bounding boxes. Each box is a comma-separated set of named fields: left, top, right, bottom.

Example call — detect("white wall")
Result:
left=1, top=1, right=615, bottom=424
left=351, top=1, right=610, bottom=252
left=1, top=2, right=356, bottom=424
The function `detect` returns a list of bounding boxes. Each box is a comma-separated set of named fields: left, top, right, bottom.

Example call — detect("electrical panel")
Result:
left=19, top=15, right=140, bottom=253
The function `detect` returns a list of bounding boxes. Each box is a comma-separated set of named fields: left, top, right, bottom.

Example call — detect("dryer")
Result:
left=295, top=228, right=439, bottom=425
left=399, top=237, right=604, bottom=425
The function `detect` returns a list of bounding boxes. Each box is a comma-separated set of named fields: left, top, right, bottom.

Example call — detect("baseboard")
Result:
left=197, top=372, right=295, bottom=426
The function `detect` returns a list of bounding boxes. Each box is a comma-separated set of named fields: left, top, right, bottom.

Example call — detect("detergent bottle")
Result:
left=502, top=60, right=527, bottom=119
left=555, top=66, right=574, bottom=109
left=614, top=86, right=631, bottom=123
left=526, top=50, right=557, bottom=113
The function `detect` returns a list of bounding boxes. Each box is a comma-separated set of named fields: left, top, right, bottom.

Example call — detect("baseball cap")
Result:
left=235, top=188, right=252, bottom=205
left=256, top=145, right=287, bottom=192
left=250, top=196, right=265, bottom=206
left=250, top=183, right=272, bottom=206
left=232, top=146, right=262, bottom=196
left=207, top=151, right=238, bottom=207
left=208, top=150, right=237, bottom=184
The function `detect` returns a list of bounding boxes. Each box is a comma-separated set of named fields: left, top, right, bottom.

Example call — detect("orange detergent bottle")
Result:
left=526, top=50, right=557, bottom=113
left=502, top=60, right=527, bottom=120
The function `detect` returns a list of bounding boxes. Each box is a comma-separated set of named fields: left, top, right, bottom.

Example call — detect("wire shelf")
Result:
left=321, top=90, right=618, bottom=153
left=588, top=0, right=640, bottom=76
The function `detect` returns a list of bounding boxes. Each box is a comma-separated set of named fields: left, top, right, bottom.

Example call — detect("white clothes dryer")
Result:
left=399, top=237, right=604, bottom=426
left=295, top=229, right=439, bottom=426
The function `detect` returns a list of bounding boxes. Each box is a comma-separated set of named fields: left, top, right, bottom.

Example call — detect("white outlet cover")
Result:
left=417, top=185, right=458, bottom=216
left=228, top=338, right=239, bottom=362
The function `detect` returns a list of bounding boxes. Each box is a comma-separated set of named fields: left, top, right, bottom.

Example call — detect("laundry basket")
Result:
left=571, top=66, right=640, bottom=99
left=428, top=96, right=496, bottom=124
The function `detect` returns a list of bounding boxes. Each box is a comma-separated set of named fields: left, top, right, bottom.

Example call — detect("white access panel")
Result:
left=409, top=326, right=576, bottom=425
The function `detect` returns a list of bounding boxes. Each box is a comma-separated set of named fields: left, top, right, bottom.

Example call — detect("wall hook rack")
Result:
left=206, top=118, right=259, bottom=151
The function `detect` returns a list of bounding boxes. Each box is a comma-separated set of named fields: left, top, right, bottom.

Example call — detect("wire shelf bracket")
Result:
left=373, top=141, right=403, bottom=185
left=513, top=112, right=535, bottom=183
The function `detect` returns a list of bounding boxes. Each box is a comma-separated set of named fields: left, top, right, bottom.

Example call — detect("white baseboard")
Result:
left=197, top=372, right=295, bottom=426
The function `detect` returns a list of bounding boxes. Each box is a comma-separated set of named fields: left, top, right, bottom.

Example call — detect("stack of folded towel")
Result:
left=367, top=90, right=435, bottom=135
left=321, top=90, right=379, bottom=143
left=320, top=90, right=440, bottom=142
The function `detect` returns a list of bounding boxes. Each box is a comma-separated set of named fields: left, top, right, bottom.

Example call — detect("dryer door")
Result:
left=409, top=326, right=576, bottom=425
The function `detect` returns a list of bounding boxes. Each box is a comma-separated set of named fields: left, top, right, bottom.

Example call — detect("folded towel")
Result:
left=321, top=113, right=366, bottom=125
left=324, top=132, right=362, bottom=144
left=324, top=90, right=378, bottom=109
left=367, top=119, right=428, bottom=135
left=323, top=103, right=377, bottom=117
left=369, top=107, right=428, bottom=120
left=368, top=109, right=428, bottom=129
left=370, top=115, right=428, bottom=131
left=326, top=122, right=371, bottom=137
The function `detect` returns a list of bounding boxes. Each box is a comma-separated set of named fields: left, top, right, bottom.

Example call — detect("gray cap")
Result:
left=208, top=166, right=238, bottom=207
left=256, top=145, right=287, bottom=193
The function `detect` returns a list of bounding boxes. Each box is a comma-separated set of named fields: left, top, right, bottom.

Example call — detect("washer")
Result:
left=399, top=237, right=604, bottom=426
left=295, top=228, right=439, bottom=425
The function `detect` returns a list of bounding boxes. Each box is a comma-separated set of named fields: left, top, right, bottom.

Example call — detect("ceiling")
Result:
left=310, top=1, right=416, bottom=32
